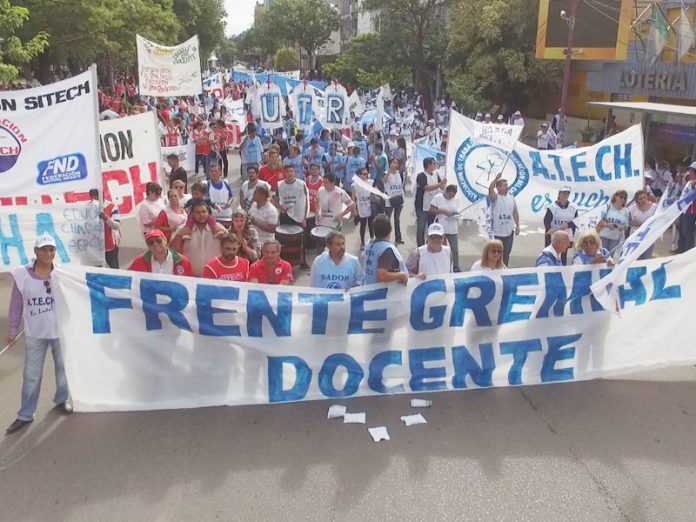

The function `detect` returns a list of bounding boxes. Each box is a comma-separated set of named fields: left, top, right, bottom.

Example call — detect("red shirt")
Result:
left=258, top=164, right=286, bottom=191
left=192, top=129, right=212, bottom=155
left=202, top=256, right=249, bottom=282
left=248, top=258, right=293, bottom=284
left=305, top=175, right=323, bottom=213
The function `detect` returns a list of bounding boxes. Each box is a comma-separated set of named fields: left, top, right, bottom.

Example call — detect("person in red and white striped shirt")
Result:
left=201, top=233, right=249, bottom=282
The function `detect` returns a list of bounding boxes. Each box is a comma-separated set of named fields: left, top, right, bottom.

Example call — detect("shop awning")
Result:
left=587, top=101, right=696, bottom=119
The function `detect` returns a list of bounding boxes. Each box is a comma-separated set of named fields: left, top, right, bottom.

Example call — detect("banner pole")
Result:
left=0, top=331, right=24, bottom=358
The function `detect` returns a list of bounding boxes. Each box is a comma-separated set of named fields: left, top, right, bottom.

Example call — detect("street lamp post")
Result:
left=559, top=0, right=580, bottom=141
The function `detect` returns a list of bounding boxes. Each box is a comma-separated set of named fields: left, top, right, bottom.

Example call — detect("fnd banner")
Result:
left=0, top=202, right=104, bottom=272
left=100, top=112, right=163, bottom=218
left=447, top=111, right=644, bottom=221
left=54, top=251, right=696, bottom=412
left=136, top=35, right=202, bottom=97
left=0, top=67, right=100, bottom=199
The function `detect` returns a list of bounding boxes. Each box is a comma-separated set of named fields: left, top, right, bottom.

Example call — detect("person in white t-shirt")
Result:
left=471, top=239, right=506, bottom=271
left=405, top=223, right=452, bottom=278
left=316, top=172, right=354, bottom=228
left=248, top=184, right=279, bottom=244
left=240, top=165, right=269, bottom=212
left=429, top=184, right=461, bottom=271
left=488, top=173, right=519, bottom=267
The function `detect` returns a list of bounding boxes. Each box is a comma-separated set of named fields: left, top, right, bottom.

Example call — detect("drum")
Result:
left=305, top=211, right=317, bottom=248
left=275, top=225, right=304, bottom=266
left=310, top=226, right=334, bottom=251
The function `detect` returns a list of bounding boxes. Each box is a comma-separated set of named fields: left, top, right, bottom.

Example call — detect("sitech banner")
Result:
left=0, top=66, right=101, bottom=199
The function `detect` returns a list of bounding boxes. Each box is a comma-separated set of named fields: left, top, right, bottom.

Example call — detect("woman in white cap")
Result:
left=543, top=186, right=577, bottom=265
left=5, top=234, right=71, bottom=434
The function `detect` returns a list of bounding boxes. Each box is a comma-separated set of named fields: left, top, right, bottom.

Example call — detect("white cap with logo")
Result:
left=35, top=234, right=56, bottom=249
left=427, top=223, right=445, bottom=236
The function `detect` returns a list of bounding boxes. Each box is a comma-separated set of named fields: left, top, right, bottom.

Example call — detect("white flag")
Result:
left=591, top=187, right=696, bottom=314
left=678, top=7, right=696, bottom=62
left=648, top=6, right=670, bottom=63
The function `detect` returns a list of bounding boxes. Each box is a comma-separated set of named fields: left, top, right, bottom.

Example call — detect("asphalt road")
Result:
left=1, top=153, right=695, bottom=521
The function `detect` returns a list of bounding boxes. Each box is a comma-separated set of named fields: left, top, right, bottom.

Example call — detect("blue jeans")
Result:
left=601, top=237, right=621, bottom=254
left=18, top=337, right=68, bottom=421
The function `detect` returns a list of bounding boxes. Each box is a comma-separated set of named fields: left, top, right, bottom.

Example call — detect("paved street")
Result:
left=1, top=154, right=695, bottom=521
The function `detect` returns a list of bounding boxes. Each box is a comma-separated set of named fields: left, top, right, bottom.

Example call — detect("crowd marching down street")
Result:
left=4, top=47, right=696, bottom=437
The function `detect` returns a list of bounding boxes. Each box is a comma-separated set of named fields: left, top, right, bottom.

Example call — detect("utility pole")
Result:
left=559, top=0, right=580, bottom=141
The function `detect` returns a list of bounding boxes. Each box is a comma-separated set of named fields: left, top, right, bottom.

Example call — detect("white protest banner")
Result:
left=474, top=120, right=524, bottom=150
left=289, top=83, right=318, bottom=131
left=0, top=202, right=104, bottom=272
left=324, top=82, right=349, bottom=130
left=351, top=175, right=389, bottom=200
left=447, top=111, right=644, bottom=222
left=136, top=34, right=202, bottom=97
left=347, top=90, right=364, bottom=117
left=223, top=97, right=247, bottom=123
left=591, top=187, right=696, bottom=313
left=203, top=73, right=223, bottom=98
left=161, top=143, right=195, bottom=174
left=100, top=112, right=163, bottom=218
left=54, top=251, right=696, bottom=412
left=0, top=67, right=100, bottom=200
left=258, top=82, right=286, bottom=130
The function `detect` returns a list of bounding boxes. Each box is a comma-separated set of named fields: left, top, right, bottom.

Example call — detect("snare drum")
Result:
left=275, top=225, right=304, bottom=266
left=310, top=225, right=334, bottom=251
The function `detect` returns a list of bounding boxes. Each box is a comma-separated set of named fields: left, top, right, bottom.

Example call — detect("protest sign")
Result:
left=161, top=143, right=195, bottom=174
left=0, top=202, right=104, bottom=272
left=100, top=112, right=163, bottom=218
left=324, top=82, right=349, bottom=130
left=203, top=73, right=223, bottom=98
left=591, top=187, right=696, bottom=312
left=54, top=251, right=696, bottom=412
left=289, top=82, right=319, bottom=131
left=136, top=35, right=202, bottom=97
left=447, top=111, right=644, bottom=222
left=258, top=82, right=286, bottom=130
left=0, top=67, right=100, bottom=200
left=348, top=90, right=364, bottom=117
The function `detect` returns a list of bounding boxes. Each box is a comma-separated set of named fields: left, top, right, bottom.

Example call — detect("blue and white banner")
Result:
left=202, top=73, right=223, bottom=98
left=289, top=83, right=319, bottom=131
left=591, top=187, right=696, bottom=313
left=258, top=83, right=286, bottom=130
left=0, top=201, right=104, bottom=271
left=53, top=251, right=696, bottom=412
left=0, top=67, right=100, bottom=199
left=136, top=35, right=202, bottom=97
left=447, top=111, right=644, bottom=222
left=324, top=82, right=349, bottom=130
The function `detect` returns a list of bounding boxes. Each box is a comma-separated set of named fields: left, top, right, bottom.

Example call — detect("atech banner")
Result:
left=0, top=67, right=100, bottom=199
left=447, top=111, right=644, bottom=221
left=136, top=34, right=202, bottom=97
left=100, top=112, right=163, bottom=218
left=0, top=202, right=104, bottom=272
left=54, top=251, right=696, bottom=412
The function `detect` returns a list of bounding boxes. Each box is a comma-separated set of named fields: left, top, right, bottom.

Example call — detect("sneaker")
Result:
left=6, top=418, right=32, bottom=434
left=58, top=401, right=73, bottom=414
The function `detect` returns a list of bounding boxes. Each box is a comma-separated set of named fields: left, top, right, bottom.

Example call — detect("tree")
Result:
left=267, top=0, right=339, bottom=69
left=323, top=33, right=409, bottom=89
left=446, top=0, right=562, bottom=113
left=172, top=0, right=226, bottom=65
left=217, top=37, right=236, bottom=68
left=274, top=47, right=298, bottom=71
left=363, top=0, right=449, bottom=110
left=0, top=0, right=48, bottom=84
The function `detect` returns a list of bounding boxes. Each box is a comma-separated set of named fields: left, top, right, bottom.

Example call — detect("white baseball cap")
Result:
left=427, top=223, right=445, bottom=236
left=35, top=234, right=56, bottom=249
left=559, top=185, right=571, bottom=193
left=689, top=161, right=696, bottom=170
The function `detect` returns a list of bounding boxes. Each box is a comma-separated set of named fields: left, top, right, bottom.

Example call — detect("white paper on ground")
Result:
left=410, top=399, right=432, bottom=408
left=343, top=413, right=366, bottom=424
left=368, top=426, right=390, bottom=442
left=327, top=405, right=347, bottom=419
left=401, top=414, right=428, bottom=426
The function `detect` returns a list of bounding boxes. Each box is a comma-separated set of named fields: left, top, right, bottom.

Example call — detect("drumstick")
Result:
left=0, top=330, right=24, bottom=358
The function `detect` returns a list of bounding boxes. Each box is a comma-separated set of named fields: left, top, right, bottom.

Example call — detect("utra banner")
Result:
left=447, top=111, right=644, bottom=221
left=54, top=250, right=696, bottom=412
left=0, top=202, right=104, bottom=272
left=100, top=112, right=163, bottom=218
left=0, top=67, right=100, bottom=199
left=136, top=34, right=202, bottom=97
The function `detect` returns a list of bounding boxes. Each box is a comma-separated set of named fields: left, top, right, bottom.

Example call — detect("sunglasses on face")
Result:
left=44, top=280, right=52, bottom=294
left=146, top=238, right=164, bottom=246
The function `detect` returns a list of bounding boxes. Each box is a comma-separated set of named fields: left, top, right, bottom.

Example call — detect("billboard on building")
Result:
left=536, top=0, right=633, bottom=61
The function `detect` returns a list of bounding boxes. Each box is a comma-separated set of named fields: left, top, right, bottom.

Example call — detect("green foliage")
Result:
left=323, top=33, right=409, bottom=89
left=172, top=0, right=226, bottom=63
left=267, top=0, right=339, bottom=66
left=217, top=37, right=236, bottom=67
left=0, top=0, right=47, bottom=83
left=446, top=0, right=562, bottom=112
left=274, top=47, right=298, bottom=71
